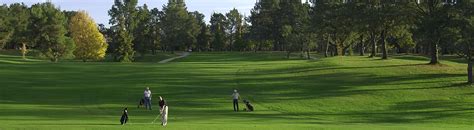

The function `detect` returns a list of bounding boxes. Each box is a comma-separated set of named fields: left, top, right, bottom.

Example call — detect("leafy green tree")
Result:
left=363, top=1, right=383, bottom=58
left=30, top=3, right=75, bottom=62
left=249, top=0, right=279, bottom=51
left=7, top=3, right=30, bottom=59
left=0, top=5, right=12, bottom=49
left=196, top=25, right=211, bottom=51
left=185, top=11, right=201, bottom=50
left=413, top=0, right=457, bottom=64
left=210, top=13, right=227, bottom=51
left=375, top=1, right=414, bottom=59
left=108, top=0, right=138, bottom=62
left=193, top=11, right=211, bottom=51
left=98, top=24, right=115, bottom=54
left=116, top=22, right=134, bottom=62
left=161, top=0, right=197, bottom=52
left=452, top=1, right=474, bottom=83
left=234, top=19, right=251, bottom=51
left=226, top=8, right=244, bottom=51
left=134, top=4, right=152, bottom=57
left=150, top=8, right=162, bottom=55
left=387, top=25, right=415, bottom=54
left=310, top=1, right=333, bottom=57
left=320, top=2, right=358, bottom=56
left=278, top=0, right=311, bottom=58
left=69, top=11, right=108, bottom=62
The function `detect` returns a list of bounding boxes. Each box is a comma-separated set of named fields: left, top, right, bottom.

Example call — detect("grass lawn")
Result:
left=0, top=52, right=473, bottom=129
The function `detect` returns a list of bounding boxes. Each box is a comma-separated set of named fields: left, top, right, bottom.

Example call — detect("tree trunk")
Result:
left=429, top=40, right=440, bottom=64
left=287, top=51, right=291, bottom=59
left=21, top=43, right=27, bottom=60
left=468, top=60, right=473, bottom=84
left=300, top=48, right=304, bottom=58
left=359, top=35, right=365, bottom=56
left=336, top=43, right=343, bottom=56
left=370, top=33, right=376, bottom=58
left=331, top=45, right=336, bottom=56
left=359, top=42, right=365, bottom=56
left=468, top=43, right=472, bottom=84
left=306, top=49, right=310, bottom=59
left=274, top=41, right=280, bottom=51
left=324, top=35, right=330, bottom=57
left=381, top=30, right=388, bottom=60
left=348, top=45, right=353, bottom=56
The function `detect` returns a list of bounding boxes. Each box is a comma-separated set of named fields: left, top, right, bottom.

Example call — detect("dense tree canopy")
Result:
left=134, top=4, right=152, bottom=57
left=210, top=13, right=228, bottom=51
left=30, top=3, right=75, bottom=62
left=69, top=11, right=108, bottom=62
left=226, top=8, right=244, bottom=51
left=160, top=0, right=198, bottom=52
left=0, top=5, right=11, bottom=49
left=7, top=3, right=30, bottom=56
left=108, top=0, right=137, bottom=62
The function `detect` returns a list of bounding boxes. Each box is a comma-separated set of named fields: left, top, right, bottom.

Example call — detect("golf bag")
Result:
left=243, top=100, right=254, bottom=111
left=138, top=98, right=145, bottom=108
left=120, top=108, right=128, bottom=125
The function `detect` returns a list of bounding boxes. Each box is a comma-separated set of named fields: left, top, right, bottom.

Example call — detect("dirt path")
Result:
left=158, top=52, right=190, bottom=63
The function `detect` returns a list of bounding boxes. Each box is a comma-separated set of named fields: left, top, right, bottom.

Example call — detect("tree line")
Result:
left=102, top=0, right=253, bottom=62
left=0, top=0, right=473, bottom=82
left=0, top=2, right=107, bottom=62
left=0, top=0, right=472, bottom=65
left=249, top=0, right=473, bottom=64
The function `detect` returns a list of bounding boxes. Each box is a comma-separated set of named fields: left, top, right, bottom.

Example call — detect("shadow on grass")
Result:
left=342, top=100, right=474, bottom=124
left=23, top=123, right=119, bottom=126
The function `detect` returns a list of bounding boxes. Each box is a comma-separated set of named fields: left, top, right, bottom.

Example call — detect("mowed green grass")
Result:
left=0, top=52, right=473, bottom=129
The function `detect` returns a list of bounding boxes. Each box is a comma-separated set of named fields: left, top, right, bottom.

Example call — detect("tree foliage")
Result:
left=226, top=8, right=244, bottom=51
left=161, top=0, right=198, bottom=52
left=0, top=5, right=12, bottom=49
left=30, top=3, right=75, bottom=62
left=134, top=4, right=152, bottom=57
left=69, top=11, right=108, bottom=62
left=210, top=13, right=228, bottom=51
left=7, top=3, right=30, bottom=53
left=108, top=0, right=137, bottom=62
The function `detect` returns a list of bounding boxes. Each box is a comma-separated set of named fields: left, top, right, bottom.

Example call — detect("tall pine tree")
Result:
left=108, top=0, right=138, bottom=62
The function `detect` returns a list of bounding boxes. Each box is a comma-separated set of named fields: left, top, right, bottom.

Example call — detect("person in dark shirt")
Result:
left=159, top=96, right=166, bottom=109
left=120, top=107, right=128, bottom=125
left=159, top=96, right=168, bottom=126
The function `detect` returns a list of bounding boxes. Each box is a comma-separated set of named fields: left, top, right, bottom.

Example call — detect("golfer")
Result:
left=232, top=89, right=240, bottom=112
left=159, top=96, right=168, bottom=126
left=144, top=87, right=152, bottom=110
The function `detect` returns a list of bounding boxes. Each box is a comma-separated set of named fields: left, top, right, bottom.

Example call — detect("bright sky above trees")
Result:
left=1, top=0, right=255, bottom=25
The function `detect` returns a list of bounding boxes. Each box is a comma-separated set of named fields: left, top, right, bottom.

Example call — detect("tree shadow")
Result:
left=342, top=100, right=474, bottom=124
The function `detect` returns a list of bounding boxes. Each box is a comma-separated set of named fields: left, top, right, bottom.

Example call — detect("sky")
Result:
left=0, top=0, right=256, bottom=26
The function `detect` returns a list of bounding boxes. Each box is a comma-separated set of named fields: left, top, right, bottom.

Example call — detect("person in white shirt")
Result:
left=144, top=87, right=152, bottom=110
left=231, top=89, right=240, bottom=112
